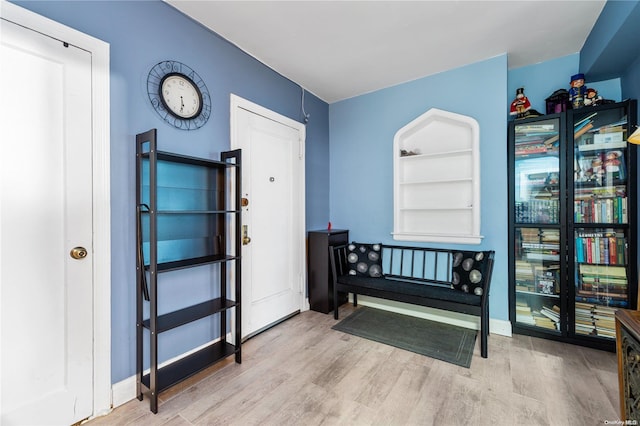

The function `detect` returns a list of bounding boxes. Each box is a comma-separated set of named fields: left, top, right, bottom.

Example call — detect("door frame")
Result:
left=1, top=1, right=112, bottom=419
left=229, top=94, right=310, bottom=327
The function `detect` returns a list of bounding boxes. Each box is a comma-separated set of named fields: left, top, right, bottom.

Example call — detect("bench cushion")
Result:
left=347, top=242, right=383, bottom=277
left=336, top=275, right=482, bottom=306
left=451, top=250, right=493, bottom=296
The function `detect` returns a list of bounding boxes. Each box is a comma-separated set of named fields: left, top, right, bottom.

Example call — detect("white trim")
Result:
left=111, top=375, right=137, bottom=410
left=229, top=94, right=308, bottom=331
left=0, top=1, right=112, bottom=419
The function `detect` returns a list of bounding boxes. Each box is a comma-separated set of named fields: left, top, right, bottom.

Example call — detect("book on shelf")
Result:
left=534, top=315, right=558, bottom=330
left=526, top=252, right=560, bottom=261
left=574, top=185, right=626, bottom=199
left=579, top=263, right=627, bottom=278
left=574, top=197, right=628, bottom=224
left=515, top=300, right=536, bottom=325
left=540, top=229, right=560, bottom=243
left=574, top=122, right=594, bottom=139
left=574, top=112, right=598, bottom=130
left=589, top=302, right=618, bottom=338
left=515, top=123, right=556, bottom=134
left=522, top=242, right=560, bottom=250
left=534, top=264, right=560, bottom=295
left=574, top=295, right=628, bottom=308
left=590, top=116, right=628, bottom=134
left=578, top=140, right=627, bottom=152
left=580, top=281, right=627, bottom=293
left=516, top=200, right=560, bottom=224
left=576, top=289, right=627, bottom=300
left=540, top=305, right=560, bottom=322
left=518, top=228, right=540, bottom=243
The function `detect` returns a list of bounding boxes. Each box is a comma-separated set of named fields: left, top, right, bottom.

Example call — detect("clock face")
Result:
left=160, top=73, right=202, bottom=119
left=147, top=61, right=211, bottom=130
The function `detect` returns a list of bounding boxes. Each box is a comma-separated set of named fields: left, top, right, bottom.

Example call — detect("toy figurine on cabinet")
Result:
left=569, top=73, right=587, bottom=108
left=510, top=87, right=531, bottom=118
left=510, top=88, right=542, bottom=119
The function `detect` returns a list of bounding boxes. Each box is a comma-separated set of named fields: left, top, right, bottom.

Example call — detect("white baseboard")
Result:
left=353, top=295, right=512, bottom=337
left=110, top=338, right=227, bottom=409
left=111, top=374, right=137, bottom=408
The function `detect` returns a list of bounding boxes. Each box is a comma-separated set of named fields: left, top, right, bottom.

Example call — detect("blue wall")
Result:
left=13, top=0, right=330, bottom=383
left=329, top=55, right=510, bottom=321
left=581, top=0, right=640, bottom=82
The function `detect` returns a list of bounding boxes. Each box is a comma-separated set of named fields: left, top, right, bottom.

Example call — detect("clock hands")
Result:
left=180, top=96, right=184, bottom=113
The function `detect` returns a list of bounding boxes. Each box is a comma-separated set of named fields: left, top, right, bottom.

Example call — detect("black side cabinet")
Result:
left=308, top=229, right=349, bottom=313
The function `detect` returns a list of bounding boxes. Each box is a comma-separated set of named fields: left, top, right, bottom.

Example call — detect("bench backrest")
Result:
left=329, top=243, right=495, bottom=297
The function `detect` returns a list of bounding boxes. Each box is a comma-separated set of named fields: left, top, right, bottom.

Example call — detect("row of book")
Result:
left=515, top=140, right=559, bottom=157
left=575, top=302, right=617, bottom=339
left=516, top=299, right=619, bottom=339
left=574, top=196, right=628, bottom=224
left=515, top=200, right=560, bottom=224
left=515, top=260, right=560, bottom=295
left=514, top=123, right=559, bottom=158
left=515, top=300, right=561, bottom=331
left=517, top=300, right=618, bottom=338
left=575, top=264, right=629, bottom=308
left=519, top=227, right=560, bottom=244
left=575, top=231, right=627, bottom=265
left=573, top=112, right=627, bottom=147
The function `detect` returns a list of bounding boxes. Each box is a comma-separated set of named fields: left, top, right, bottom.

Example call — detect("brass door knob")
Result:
left=70, top=247, right=88, bottom=259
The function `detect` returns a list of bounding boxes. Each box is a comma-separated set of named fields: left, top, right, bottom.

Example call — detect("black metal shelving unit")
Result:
left=508, top=100, right=637, bottom=352
left=135, top=129, right=241, bottom=413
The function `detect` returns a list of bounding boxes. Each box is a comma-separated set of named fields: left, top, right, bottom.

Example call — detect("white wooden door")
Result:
left=231, top=96, right=306, bottom=339
left=0, top=18, right=94, bottom=425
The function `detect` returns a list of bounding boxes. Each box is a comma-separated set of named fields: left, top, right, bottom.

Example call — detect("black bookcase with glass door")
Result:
left=508, top=99, right=637, bottom=351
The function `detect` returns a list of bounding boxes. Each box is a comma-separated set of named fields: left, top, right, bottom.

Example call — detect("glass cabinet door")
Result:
left=512, top=117, right=563, bottom=332
left=571, top=104, right=633, bottom=341
left=573, top=105, right=629, bottom=225
left=514, top=227, right=562, bottom=331
left=514, top=118, right=561, bottom=224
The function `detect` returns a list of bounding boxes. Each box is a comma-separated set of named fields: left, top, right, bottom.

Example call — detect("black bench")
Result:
left=330, top=243, right=495, bottom=358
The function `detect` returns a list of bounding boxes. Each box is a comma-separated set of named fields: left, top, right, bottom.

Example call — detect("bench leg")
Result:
left=334, top=285, right=339, bottom=320
left=353, top=293, right=357, bottom=307
left=481, top=306, right=489, bottom=358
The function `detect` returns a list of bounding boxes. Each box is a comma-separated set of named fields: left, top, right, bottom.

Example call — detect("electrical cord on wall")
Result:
left=301, top=86, right=310, bottom=123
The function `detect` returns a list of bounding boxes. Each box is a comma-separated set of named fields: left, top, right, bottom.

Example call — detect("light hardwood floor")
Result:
left=90, top=305, right=621, bottom=426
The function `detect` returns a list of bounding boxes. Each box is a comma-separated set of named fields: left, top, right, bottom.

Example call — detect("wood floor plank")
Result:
left=92, top=306, right=621, bottom=425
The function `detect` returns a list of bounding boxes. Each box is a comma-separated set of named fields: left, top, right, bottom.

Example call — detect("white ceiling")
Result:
left=166, top=0, right=606, bottom=103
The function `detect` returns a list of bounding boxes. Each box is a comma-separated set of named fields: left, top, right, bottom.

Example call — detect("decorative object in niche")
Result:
left=392, top=108, right=483, bottom=244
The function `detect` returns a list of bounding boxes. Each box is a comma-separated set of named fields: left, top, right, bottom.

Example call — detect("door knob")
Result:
left=70, top=246, right=88, bottom=259
left=242, top=225, right=251, bottom=245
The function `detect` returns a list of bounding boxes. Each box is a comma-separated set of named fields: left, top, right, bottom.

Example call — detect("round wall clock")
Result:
left=147, top=60, right=211, bottom=130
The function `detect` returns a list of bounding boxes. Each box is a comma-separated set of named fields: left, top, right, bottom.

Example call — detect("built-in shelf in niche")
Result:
left=393, top=108, right=482, bottom=244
